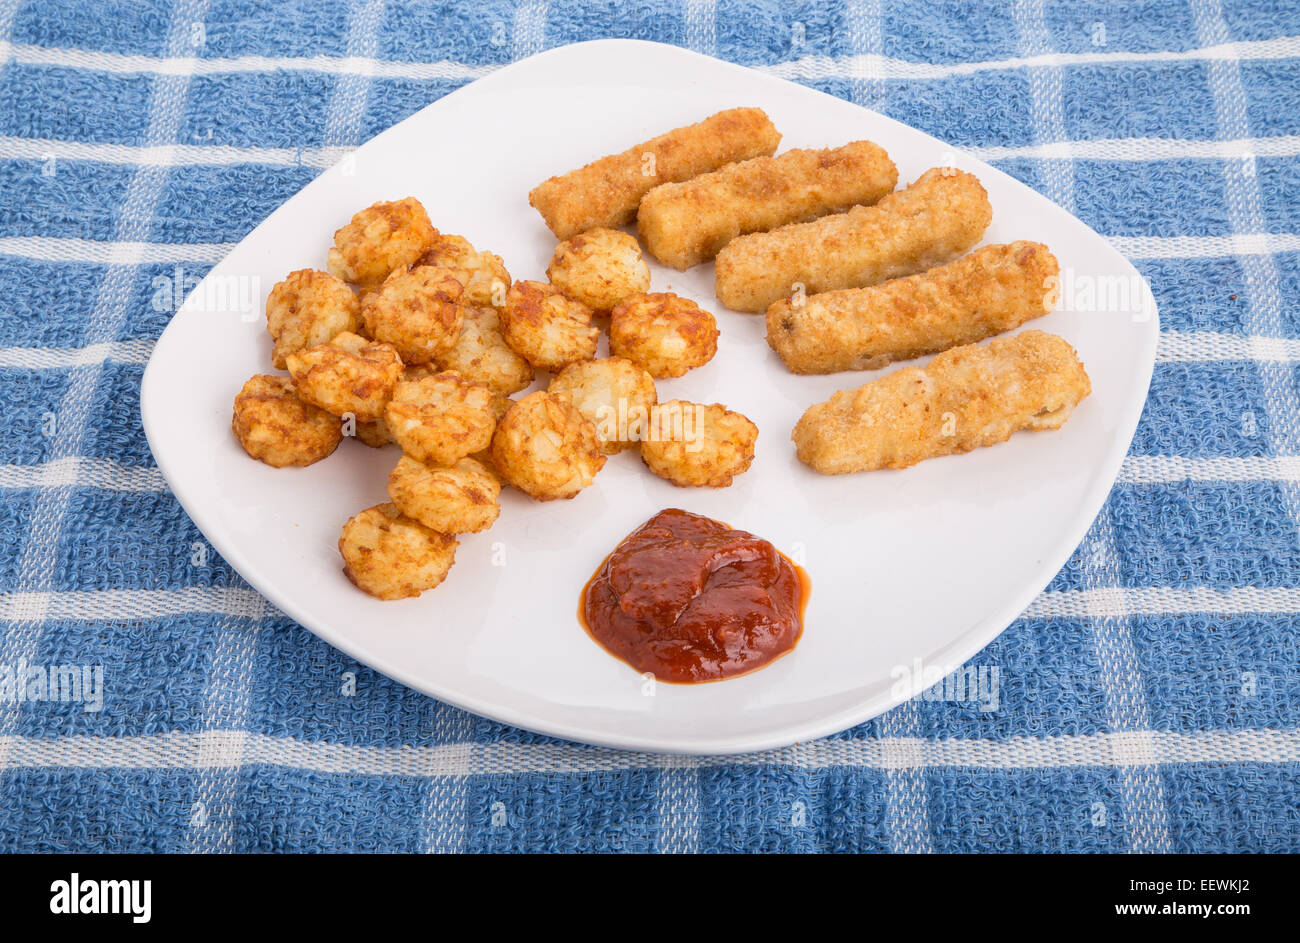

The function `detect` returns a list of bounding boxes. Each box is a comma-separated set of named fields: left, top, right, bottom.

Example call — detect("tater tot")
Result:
left=548, top=357, right=658, bottom=454
left=353, top=415, right=395, bottom=448
left=362, top=265, right=466, bottom=365
left=546, top=228, right=651, bottom=311
left=528, top=107, right=782, bottom=240
left=338, top=503, right=458, bottom=600
left=638, top=140, right=899, bottom=270
left=435, top=305, right=534, bottom=395
left=467, top=392, right=516, bottom=475
left=385, top=371, right=498, bottom=466
left=286, top=331, right=404, bottom=420
left=401, top=362, right=440, bottom=382
left=609, top=292, right=718, bottom=379
left=792, top=330, right=1092, bottom=474
left=490, top=391, right=606, bottom=500
left=265, top=269, right=361, bottom=370
left=416, top=232, right=511, bottom=307
left=767, top=242, right=1060, bottom=374
left=715, top=167, right=993, bottom=313
left=327, top=197, right=438, bottom=291
left=500, top=280, right=599, bottom=372
left=387, top=454, right=502, bottom=535
left=232, top=374, right=342, bottom=467
left=639, top=401, right=758, bottom=488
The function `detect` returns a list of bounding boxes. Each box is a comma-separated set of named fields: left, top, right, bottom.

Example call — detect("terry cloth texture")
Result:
left=2, top=0, right=1300, bottom=853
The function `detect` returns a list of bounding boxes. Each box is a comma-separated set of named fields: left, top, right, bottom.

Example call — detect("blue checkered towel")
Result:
left=1, top=0, right=1298, bottom=852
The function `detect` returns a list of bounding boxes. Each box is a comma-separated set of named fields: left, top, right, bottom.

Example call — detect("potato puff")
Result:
left=490, top=391, right=606, bottom=500
left=640, top=400, right=758, bottom=488
left=350, top=362, right=435, bottom=446
left=500, top=280, right=599, bottom=372
left=402, top=362, right=440, bottom=382
left=232, top=374, right=342, bottom=468
left=285, top=331, right=403, bottom=421
left=416, top=233, right=511, bottom=307
left=355, top=379, right=491, bottom=449
left=362, top=265, right=466, bottom=365
left=548, top=357, right=657, bottom=454
left=435, top=305, right=534, bottom=395
left=387, top=454, right=502, bottom=535
left=265, top=269, right=361, bottom=370
left=338, top=503, right=458, bottom=601
left=328, top=197, right=437, bottom=291
left=609, top=292, right=719, bottom=379
left=385, top=371, right=498, bottom=466
left=546, top=228, right=651, bottom=312
left=353, top=416, right=395, bottom=448
left=468, top=392, right=515, bottom=475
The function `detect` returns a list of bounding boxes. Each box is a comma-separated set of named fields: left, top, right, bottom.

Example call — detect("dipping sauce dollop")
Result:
left=580, top=508, right=808, bottom=683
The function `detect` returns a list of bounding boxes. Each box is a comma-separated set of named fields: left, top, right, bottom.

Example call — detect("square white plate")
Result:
left=141, top=39, right=1157, bottom=754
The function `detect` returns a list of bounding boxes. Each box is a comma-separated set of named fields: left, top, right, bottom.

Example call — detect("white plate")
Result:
left=141, top=39, right=1157, bottom=754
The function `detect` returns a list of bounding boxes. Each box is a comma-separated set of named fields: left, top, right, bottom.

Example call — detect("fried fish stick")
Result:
left=715, top=167, right=992, bottom=313
left=528, top=108, right=781, bottom=240
left=637, top=140, right=898, bottom=269
left=792, top=330, right=1090, bottom=474
left=768, top=241, right=1058, bottom=374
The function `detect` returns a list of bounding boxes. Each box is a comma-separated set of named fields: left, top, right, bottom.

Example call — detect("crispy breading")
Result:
left=361, top=265, right=466, bottom=365
left=490, top=391, right=606, bottom=500
left=385, top=371, right=498, bottom=466
left=434, top=305, right=534, bottom=395
left=415, top=232, right=510, bottom=307
left=608, top=292, right=718, bottom=379
left=265, top=269, right=361, bottom=370
left=792, top=330, right=1092, bottom=474
left=767, top=241, right=1059, bottom=374
left=528, top=107, right=782, bottom=240
left=638, top=140, right=899, bottom=269
left=338, top=503, right=458, bottom=600
left=546, top=228, right=651, bottom=312
left=548, top=357, right=658, bottom=454
left=500, top=280, right=599, bottom=372
left=327, top=197, right=437, bottom=291
left=715, top=167, right=993, bottom=313
left=387, top=454, right=502, bottom=535
left=640, top=401, right=758, bottom=488
left=232, top=374, right=342, bottom=467
left=286, top=331, right=404, bottom=420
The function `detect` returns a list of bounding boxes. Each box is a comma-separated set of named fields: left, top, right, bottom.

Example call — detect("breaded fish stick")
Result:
left=768, top=241, right=1059, bottom=374
left=528, top=108, right=781, bottom=240
left=715, top=167, right=992, bottom=313
left=792, top=330, right=1090, bottom=474
left=637, top=140, right=898, bottom=270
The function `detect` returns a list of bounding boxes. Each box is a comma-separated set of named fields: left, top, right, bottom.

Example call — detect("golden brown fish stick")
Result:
left=768, top=241, right=1059, bottom=374
left=637, top=140, right=898, bottom=270
left=792, top=330, right=1091, bottom=474
left=715, top=167, right=992, bottom=313
left=528, top=108, right=781, bottom=240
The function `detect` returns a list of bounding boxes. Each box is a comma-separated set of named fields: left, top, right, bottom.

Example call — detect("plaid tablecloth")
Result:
left=1, top=0, right=1298, bottom=853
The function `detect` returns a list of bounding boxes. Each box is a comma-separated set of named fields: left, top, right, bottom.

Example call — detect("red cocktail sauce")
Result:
left=579, top=508, right=809, bottom=683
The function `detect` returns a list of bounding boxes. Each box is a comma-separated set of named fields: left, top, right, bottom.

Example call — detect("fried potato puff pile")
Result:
left=235, top=192, right=756, bottom=602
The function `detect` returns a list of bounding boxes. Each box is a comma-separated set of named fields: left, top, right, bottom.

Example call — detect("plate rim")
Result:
left=141, top=38, right=1159, bottom=755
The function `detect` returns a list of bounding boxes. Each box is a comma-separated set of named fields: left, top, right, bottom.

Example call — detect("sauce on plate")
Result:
left=580, top=508, right=808, bottom=683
